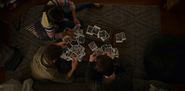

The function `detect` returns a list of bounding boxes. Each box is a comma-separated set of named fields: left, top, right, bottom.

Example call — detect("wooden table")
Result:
left=80, top=29, right=126, bottom=61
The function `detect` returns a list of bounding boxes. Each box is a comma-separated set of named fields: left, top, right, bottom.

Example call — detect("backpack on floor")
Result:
left=0, top=43, right=22, bottom=71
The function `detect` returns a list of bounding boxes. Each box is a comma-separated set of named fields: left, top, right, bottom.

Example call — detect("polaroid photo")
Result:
left=69, top=52, right=78, bottom=60
left=78, top=45, right=85, bottom=53
left=62, top=35, right=70, bottom=42
left=116, top=33, right=123, bottom=43
left=77, top=55, right=84, bottom=62
left=60, top=54, right=66, bottom=59
left=77, top=36, right=85, bottom=44
left=101, top=31, right=110, bottom=41
left=92, top=25, right=101, bottom=35
left=98, top=30, right=106, bottom=38
left=67, top=42, right=73, bottom=50
left=81, top=52, right=86, bottom=56
left=78, top=29, right=84, bottom=36
left=62, top=47, right=68, bottom=54
left=94, top=48, right=104, bottom=55
left=112, top=48, right=118, bottom=55
left=114, top=55, right=119, bottom=58
left=105, top=48, right=113, bottom=54
left=86, top=25, right=94, bottom=35
left=72, top=45, right=79, bottom=52
left=121, top=32, right=126, bottom=41
left=101, top=44, right=108, bottom=52
left=107, top=44, right=112, bottom=48
left=63, top=27, right=71, bottom=32
left=88, top=41, right=98, bottom=51
left=73, top=24, right=81, bottom=31
left=70, top=34, right=77, bottom=41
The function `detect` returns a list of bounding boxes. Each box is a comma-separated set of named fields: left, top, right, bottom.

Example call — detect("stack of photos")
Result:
left=60, top=24, right=86, bottom=62
left=60, top=42, right=86, bottom=62
left=63, top=24, right=85, bottom=44
left=88, top=41, right=119, bottom=58
left=86, top=25, right=110, bottom=41
left=116, top=32, right=126, bottom=43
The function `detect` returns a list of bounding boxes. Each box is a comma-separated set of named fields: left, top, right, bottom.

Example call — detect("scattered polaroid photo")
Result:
left=86, top=25, right=94, bottom=35
left=105, top=48, right=113, bottom=54
left=77, top=55, right=84, bottom=62
left=107, top=44, right=112, bottom=48
left=94, top=48, right=104, bottom=55
left=101, top=44, right=108, bottom=52
left=92, top=25, right=101, bottom=35
left=101, top=31, right=110, bottom=41
left=64, top=27, right=71, bottom=32
left=121, top=32, right=126, bottom=41
left=112, top=48, right=118, bottom=55
left=63, top=47, right=68, bottom=54
left=115, top=32, right=126, bottom=43
left=81, top=52, right=86, bottom=56
left=62, top=35, right=70, bottom=42
left=69, top=52, right=78, bottom=60
left=98, top=30, right=106, bottom=38
left=72, top=45, right=79, bottom=51
left=70, top=34, right=77, bottom=41
left=67, top=42, right=73, bottom=50
left=77, top=36, right=85, bottom=44
left=78, top=29, right=84, bottom=35
left=116, top=33, right=123, bottom=43
left=78, top=45, right=85, bottom=53
left=88, top=41, right=98, bottom=51
left=73, top=24, right=81, bottom=31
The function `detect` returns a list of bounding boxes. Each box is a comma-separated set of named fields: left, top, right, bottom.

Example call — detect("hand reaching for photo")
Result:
left=89, top=53, right=98, bottom=62
left=63, top=29, right=74, bottom=36
left=73, top=18, right=80, bottom=25
left=71, top=59, right=78, bottom=71
left=55, top=41, right=67, bottom=48
left=104, top=52, right=114, bottom=59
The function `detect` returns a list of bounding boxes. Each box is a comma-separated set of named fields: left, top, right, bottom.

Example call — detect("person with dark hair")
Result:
left=41, top=0, right=103, bottom=40
left=30, top=41, right=78, bottom=83
left=85, top=52, right=134, bottom=91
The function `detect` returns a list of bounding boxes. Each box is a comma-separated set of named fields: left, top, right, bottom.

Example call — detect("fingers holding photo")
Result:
left=89, top=53, right=98, bottom=62
left=104, top=52, right=114, bottom=59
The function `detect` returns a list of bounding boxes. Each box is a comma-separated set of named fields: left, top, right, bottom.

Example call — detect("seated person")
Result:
left=85, top=52, right=134, bottom=91
left=42, top=0, right=103, bottom=40
left=30, top=41, right=78, bottom=83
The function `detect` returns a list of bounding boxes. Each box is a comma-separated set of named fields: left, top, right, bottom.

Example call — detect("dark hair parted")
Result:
left=96, top=55, right=114, bottom=76
left=43, top=44, right=63, bottom=63
left=43, top=5, right=64, bottom=23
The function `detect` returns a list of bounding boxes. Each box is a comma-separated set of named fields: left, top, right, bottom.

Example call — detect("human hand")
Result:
left=71, top=59, right=78, bottom=71
left=55, top=41, right=68, bottom=48
left=89, top=53, right=98, bottom=62
left=73, top=18, right=80, bottom=25
left=63, top=29, right=74, bottom=36
left=104, top=52, right=114, bottom=59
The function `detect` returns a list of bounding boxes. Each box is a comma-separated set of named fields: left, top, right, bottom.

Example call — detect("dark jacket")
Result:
left=85, top=57, right=134, bottom=91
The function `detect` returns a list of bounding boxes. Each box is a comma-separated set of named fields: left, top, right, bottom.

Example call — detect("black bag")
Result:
left=0, top=43, right=22, bottom=71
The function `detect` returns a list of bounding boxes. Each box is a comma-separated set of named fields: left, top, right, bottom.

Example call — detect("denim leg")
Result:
left=65, top=15, right=84, bottom=28
left=62, top=2, right=94, bottom=16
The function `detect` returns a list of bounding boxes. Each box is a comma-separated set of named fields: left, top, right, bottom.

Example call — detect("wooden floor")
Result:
left=1, top=0, right=185, bottom=90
